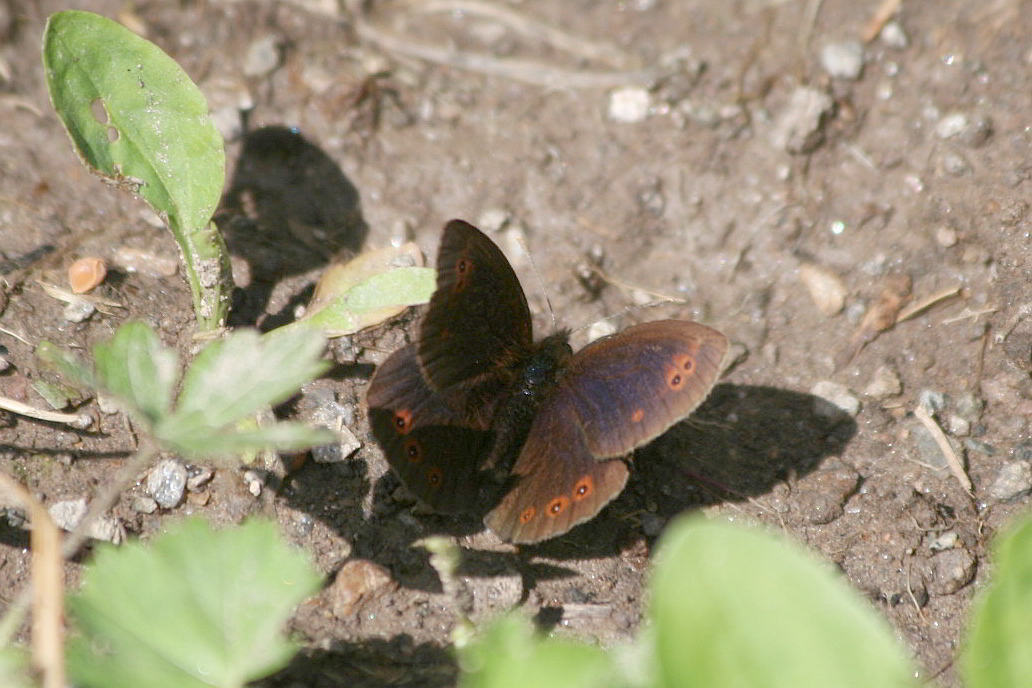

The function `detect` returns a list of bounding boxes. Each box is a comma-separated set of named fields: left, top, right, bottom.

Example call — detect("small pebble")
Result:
left=770, top=86, right=835, bottom=154
left=186, top=466, right=215, bottom=491
left=864, top=365, right=902, bottom=399
left=608, top=87, right=650, bottom=123
left=910, top=422, right=962, bottom=473
left=946, top=414, right=970, bottom=437
left=959, top=115, right=993, bottom=148
left=936, top=112, right=969, bottom=140
left=132, top=496, right=159, bottom=514
left=925, top=548, right=976, bottom=595
left=811, top=381, right=861, bottom=417
left=86, top=515, right=126, bottom=544
left=96, top=393, right=121, bottom=415
left=312, top=423, right=362, bottom=463
left=879, top=21, right=909, bottom=49
left=68, top=257, right=107, bottom=294
left=63, top=301, right=96, bottom=323
left=798, top=263, right=847, bottom=316
left=986, top=461, right=1032, bottom=502
left=477, top=208, right=510, bottom=233
left=48, top=498, right=88, bottom=531
left=926, top=531, right=958, bottom=551
left=820, top=40, right=865, bottom=80
left=327, top=559, right=396, bottom=618
left=146, top=458, right=188, bottom=508
left=940, top=151, right=972, bottom=176
left=244, top=470, right=263, bottom=497
left=934, top=226, right=959, bottom=247
left=1014, top=440, right=1032, bottom=462
left=243, top=34, right=282, bottom=77
left=917, top=389, right=947, bottom=416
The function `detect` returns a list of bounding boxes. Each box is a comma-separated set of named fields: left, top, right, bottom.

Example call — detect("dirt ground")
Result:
left=1, top=0, right=1031, bottom=686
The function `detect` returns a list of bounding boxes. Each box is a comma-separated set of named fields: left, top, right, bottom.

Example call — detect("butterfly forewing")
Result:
left=419, top=220, right=534, bottom=390
left=561, top=321, right=729, bottom=458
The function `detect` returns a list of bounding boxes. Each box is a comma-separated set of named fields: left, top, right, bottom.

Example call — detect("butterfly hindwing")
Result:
left=366, top=343, right=492, bottom=512
left=484, top=389, right=630, bottom=544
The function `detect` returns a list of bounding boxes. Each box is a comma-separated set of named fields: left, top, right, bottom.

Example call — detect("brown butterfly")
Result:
left=366, top=220, right=729, bottom=543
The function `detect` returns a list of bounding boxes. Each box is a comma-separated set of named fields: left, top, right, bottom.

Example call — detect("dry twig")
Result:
left=0, top=473, right=65, bottom=688
left=913, top=405, right=973, bottom=496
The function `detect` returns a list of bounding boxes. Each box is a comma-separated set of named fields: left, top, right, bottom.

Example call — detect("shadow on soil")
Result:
left=217, top=125, right=368, bottom=330
left=257, top=636, right=457, bottom=688
left=282, top=382, right=856, bottom=587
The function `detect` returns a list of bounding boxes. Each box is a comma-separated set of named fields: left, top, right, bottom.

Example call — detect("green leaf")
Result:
left=168, top=328, right=328, bottom=432
left=273, top=243, right=434, bottom=339
left=30, top=378, right=76, bottom=410
left=296, top=266, right=435, bottom=337
left=158, top=421, right=336, bottom=460
left=93, top=321, right=179, bottom=425
left=42, top=10, right=232, bottom=331
left=963, top=514, right=1032, bottom=688
left=42, top=10, right=224, bottom=237
left=68, top=518, right=322, bottom=688
left=0, top=647, right=32, bottom=688
left=458, top=614, right=619, bottom=688
left=35, top=339, right=95, bottom=389
left=649, top=516, right=918, bottom=688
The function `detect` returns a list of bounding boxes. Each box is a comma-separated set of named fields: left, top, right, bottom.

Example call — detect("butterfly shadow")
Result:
left=256, top=634, right=457, bottom=688
left=216, top=125, right=368, bottom=329
left=520, top=383, right=858, bottom=560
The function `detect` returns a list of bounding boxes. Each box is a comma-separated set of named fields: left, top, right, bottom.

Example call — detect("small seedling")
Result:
left=42, top=10, right=231, bottom=332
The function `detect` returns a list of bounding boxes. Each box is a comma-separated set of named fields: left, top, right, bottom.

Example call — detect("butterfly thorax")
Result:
left=479, top=332, right=572, bottom=486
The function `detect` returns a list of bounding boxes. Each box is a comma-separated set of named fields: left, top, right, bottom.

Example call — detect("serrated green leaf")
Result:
left=92, top=321, right=178, bottom=425
left=650, top=516, right=918, bottom=688
left=35, top=339, right=95, bottom=389
left=68, top=518, right=322, bottom=688
left=458, top=614, right=619, bottom=688
left=963, top=514, right=1032, bottom=688
left=42, top=10, right=224, bottom=236
left=157, top=421, right=336, bottom=460
left=170, top=328, right=328, bottom=432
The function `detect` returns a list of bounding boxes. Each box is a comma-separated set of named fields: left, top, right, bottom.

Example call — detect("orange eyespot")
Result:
left=404, top=439, right=423, bottom=463
left=427, top=466, right=443, bottom=488
left=520, top=506, right=537, bottom=524
left=631, top=408, right=645, bottom=423
left=546, top=495, right=570, bottom=517
left=572, top=476, right=594, bottom=501
left=673, top=353, right=696, bottom=374
left=666, top=366, right=685, bottom=391
left=394, top=409, right=413, bottom=434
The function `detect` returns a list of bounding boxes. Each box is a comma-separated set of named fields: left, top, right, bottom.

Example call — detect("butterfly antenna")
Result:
left=517, top=231, right=559, bottom=334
